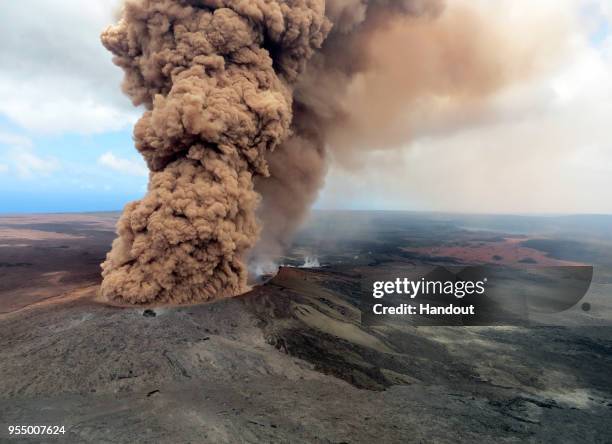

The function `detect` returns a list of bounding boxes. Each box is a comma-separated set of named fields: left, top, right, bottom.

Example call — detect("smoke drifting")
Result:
left=251, top=0, right=558, bottom=266
left=101, top=0, right=551, bottom=304
left=251, top=0, right=443, bottom=265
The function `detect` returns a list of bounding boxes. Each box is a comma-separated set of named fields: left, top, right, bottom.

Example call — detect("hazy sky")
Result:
left=0, top=0, right=610, bottom=214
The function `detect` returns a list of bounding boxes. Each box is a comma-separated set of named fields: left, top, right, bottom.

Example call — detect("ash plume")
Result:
left=250, top=0, right=447, bottom=266
left=101, top=0, right=554, bottom=304
left=251, top=0, right=563, bottom=265
left=100, top=0, right=330, bottom=304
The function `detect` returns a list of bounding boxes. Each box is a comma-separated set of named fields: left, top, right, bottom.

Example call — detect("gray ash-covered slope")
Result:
left=2, top=211, right=612, bottom=442
left=1, top=266, right=612, bottom=443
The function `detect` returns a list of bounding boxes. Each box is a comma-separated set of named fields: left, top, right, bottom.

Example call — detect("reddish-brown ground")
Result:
left=0, top=213, right=117, bottom=314
left=402, top=237, right=584, bottom=267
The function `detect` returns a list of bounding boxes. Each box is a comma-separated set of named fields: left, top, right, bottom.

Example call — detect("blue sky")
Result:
left=0, top=0, right=611, bottom=214
left=0, top=0, right=146, bottom=213
left=0, top=115, right=145, bottom=213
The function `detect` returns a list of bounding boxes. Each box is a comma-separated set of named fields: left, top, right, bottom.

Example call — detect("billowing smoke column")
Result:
left=101, top=0, right=539, bottom=304
left=100, top=0, right=330, bottom=303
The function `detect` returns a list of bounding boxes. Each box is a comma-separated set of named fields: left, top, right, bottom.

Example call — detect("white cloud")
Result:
left=0, top=92, right=137, bottom=135
left=319, top=2, right=612, bottom=214
left=0, top=131, right=60, bottom=179
left=98, top=152, right=148, bottom=177
left=0, top=131, right=33, bottom=149
left=11, top=151, right=61, bottom=179
left=599, top=1, right=612, bottom=23
left=0, top=0, right=138, bottom=134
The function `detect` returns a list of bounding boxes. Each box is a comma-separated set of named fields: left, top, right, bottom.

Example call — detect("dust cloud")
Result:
left=100, top=0, right=561, bottom=304
left=251, top=0, right=564, bottom=267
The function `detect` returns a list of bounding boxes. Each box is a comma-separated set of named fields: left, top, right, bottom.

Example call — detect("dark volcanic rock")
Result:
left=0, top=267, right=611, bottom=443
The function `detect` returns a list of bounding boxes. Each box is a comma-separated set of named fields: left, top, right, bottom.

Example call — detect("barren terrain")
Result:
left=0, top=212, right=611, bottom=443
